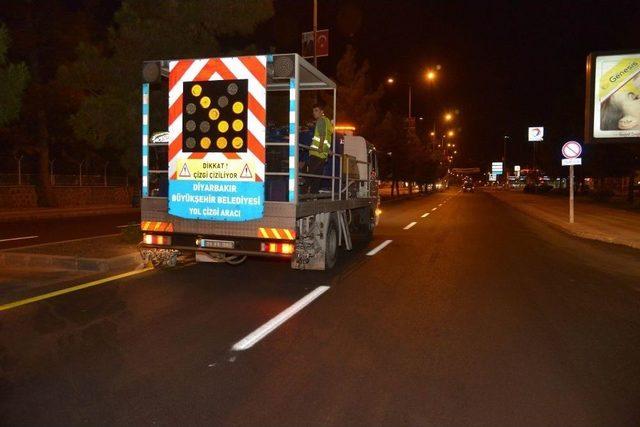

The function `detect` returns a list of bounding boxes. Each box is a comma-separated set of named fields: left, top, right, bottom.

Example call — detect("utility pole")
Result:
left=503, top=135, right=510, bottom=186
left=408, top=85, right=412, bottom=119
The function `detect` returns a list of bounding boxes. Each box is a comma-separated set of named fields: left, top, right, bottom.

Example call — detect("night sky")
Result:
left=267, top=0, right=639, bottom=170
left=28, top=0, right=640, bottom=171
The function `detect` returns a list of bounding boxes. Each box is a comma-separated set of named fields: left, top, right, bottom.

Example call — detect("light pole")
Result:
left=313, top=0, right=318, bottom=67
left=386, top=65, right=440, bottom=121
left=503, top=135, right=510, bottom=187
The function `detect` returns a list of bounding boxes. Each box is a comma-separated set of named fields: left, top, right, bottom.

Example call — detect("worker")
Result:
left=306, top=102, right=333, bottom=193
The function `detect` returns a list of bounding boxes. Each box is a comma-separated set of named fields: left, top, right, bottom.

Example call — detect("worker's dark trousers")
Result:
left=307, top=155, right=326, bottom=194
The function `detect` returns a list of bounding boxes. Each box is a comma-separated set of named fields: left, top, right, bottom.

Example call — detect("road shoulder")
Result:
left=486, top=189, right=640, bottom=251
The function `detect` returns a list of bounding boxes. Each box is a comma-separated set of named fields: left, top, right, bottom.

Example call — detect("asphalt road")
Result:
left=2, top=189, right=640, bottom=426
left=0, top=212, right=140, bottom=250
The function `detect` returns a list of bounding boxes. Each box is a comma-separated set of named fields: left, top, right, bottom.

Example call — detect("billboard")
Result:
left=167, top=56, right=267, bottom=222
left=491, top=161, right=503, bottom=175
left=528, top=127, right=544, bottom=141
left=586, top=51, right=640, bottom=143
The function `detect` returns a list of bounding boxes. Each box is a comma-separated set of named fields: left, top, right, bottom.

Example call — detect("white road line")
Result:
left=366, top=239, right=392, bottom=256
left=421, top=212, right=430, bottom=218
left=403, top=221, right=417, bottom=230
left=0, top=235, right=38, bottom=243
left=431, top=207, right=438, bottom=211
left=232, top=286, right=330, bottom=351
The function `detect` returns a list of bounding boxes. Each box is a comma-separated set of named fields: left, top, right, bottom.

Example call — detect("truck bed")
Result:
left=141, top=197, right=375, bottom=239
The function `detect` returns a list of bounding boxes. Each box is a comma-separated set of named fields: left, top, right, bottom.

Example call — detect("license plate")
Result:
left=199, top=239, right=235, bottom=249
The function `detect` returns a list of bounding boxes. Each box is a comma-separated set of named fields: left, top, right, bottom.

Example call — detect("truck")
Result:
left=138, top=53, right=379, bottom=270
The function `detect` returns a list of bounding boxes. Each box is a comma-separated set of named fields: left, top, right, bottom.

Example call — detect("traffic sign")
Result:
left=560, top=141, right=582, bottom=225
left=528, top=127, right=544, bottom=141
left=562, top=158, right=582, bottom=166
left=562, top=141, right=582, bottom=159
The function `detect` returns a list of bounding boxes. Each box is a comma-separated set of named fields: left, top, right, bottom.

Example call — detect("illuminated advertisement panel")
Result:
left=586, top=51, right=640, bottom=143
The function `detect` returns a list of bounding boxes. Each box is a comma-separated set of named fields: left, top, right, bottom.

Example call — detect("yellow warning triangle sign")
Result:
left=179, top=163, right=191, bottom=178
left=240, top=163, right=252, bottom=178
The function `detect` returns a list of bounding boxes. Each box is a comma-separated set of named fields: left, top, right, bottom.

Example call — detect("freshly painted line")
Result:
left=403, top=221, right=417, bottom=230
left=0, top=235, right=38, bottom=243
left=431, top=207, right=438, bottom=211
left=366, top=239, right=392, bottom=256
left=0, top=267, right=153, bottom=312
left=232, top=286, right=330, bottom=351
left=421, top=212, right=430, bottom=218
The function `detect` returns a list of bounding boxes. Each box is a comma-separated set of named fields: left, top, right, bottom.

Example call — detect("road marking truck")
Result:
left=139, top=54, right=379, bottom=270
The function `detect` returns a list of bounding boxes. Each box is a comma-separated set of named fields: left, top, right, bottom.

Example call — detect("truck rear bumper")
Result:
left=139, top=232, right=293, bottom=258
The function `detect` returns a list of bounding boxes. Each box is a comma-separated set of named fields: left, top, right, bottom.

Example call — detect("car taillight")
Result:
left=143, top=234, right=171, bottom=245
left=260, top=242, right=295, bottom=255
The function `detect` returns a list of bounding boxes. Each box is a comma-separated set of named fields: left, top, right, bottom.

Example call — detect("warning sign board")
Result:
left=175, top=159, right=255, bottom=181
left=179, top=163, right=191, bottom=178
left=166, top=55, right=267, bottom=222
left=240, top=163, right=252, bottom=179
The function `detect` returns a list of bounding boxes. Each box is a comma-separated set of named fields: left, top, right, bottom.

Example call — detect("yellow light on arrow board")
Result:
left=208, top=108, right=220, bottom=120
left=200, top=96, right=211, bottom=108
left=216, top=136, right=227, bottom=149
left=232, top=119, right=244, bottom=132
left=232, top=137, right=243, bottom=149
left=191, top=84, right=202, bottom=97
left=232, top=101, right=244, bottom=114
left=218, top=120, right=229, bottom=133
left=200, top=137, right=211, bottom=149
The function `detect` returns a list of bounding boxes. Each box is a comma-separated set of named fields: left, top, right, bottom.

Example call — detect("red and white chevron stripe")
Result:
left=167, top=56, right=267, bottom=181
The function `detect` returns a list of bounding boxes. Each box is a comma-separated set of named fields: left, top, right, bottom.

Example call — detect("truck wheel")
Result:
left=325, top=216, right=338, bottom=269
left=362, top=207, right=375, bottom=242
left=350, top=207, right=374, bottom=243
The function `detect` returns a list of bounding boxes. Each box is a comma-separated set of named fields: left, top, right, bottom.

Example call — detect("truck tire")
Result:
left=350, top=206, right=374, bottom=243
left=362, top=207, right=375, bottom=242
left=325, top=215, right=338, bottom=269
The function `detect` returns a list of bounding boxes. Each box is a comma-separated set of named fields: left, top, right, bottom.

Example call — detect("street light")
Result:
left=444, top=112, right=453, bottom=122
left=448, top=130, right=455, bottom=137
left=386, top=66, right=441, bottom=120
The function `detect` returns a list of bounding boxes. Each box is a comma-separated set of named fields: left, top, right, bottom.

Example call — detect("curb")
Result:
left=0, top=251, right=143, bottom=273
left=486, top=191, right=640, bottom=251
left=0, top=206, right=139, bottom=223
left=380, top=192, right=430, bottom=205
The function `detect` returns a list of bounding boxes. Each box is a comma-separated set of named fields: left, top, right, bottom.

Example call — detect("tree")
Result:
left=0, top=1, right=99, bottom=205
left=333, top=45, right=384, bottom=139
left=61, top=0, right=274, bottom=176
left=0, top=25, right=29, bottom=127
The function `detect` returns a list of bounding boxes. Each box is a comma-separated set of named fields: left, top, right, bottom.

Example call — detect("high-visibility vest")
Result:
left=310, top=116, right=333, bottom=160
